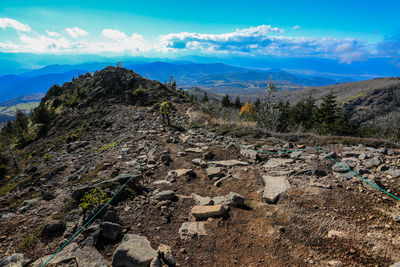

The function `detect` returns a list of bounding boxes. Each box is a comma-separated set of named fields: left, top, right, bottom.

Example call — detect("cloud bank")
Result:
left=0, top=17, right=394, bottom=64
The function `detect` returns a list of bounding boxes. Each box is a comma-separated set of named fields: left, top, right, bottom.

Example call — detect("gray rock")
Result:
left=104, top=210, right=119, bottom=223
left=240, top=148, right=259, bottom=160
left=388, top=150, right=395, bottom=156
left=167, top=169, right=196, bottom=179
left=206, top=167, right=223, bottom=179
left=82, top=224, right=101, bottom=246
left=101, top=222, right=123, bottom=240
left=333, top=172, right=354, bottom=180
left=332, top=163, right=351, bottom=173
left=390, top=261, right=400, bottom=267
left=41, top=221, right=66, bottom=239
left=290, top=151, right=303, bottom=159
left=388, top=169, right=400, bottom=178
left=207, top=160, right=249, bottom=167
left=157, top=244, right=176, bottom=266
left=358, top=153, right=367, bottom=160
left=154, top=190, right=177, bottom=201
left=192, top=158, right=207, bottom=168
left=354, top=167, right=370, bottom=175
left=179, top=222, right=207, bottom=239
left=262, top=175, right=290, bottom=203
left=263, top=158, right=294, bottom=168
left=150, top=257, right=161, bottom=267
left=363, top=156, right=381, bottom=168
left=203, top=151, right=214, bottom=160
left=212, top=192, right=244, bottom=207
left=112, top=234, right=157, bottom=267
left=191, top=193, right=213, bottom=206
left=32, top=243, right=108, bottom=267
left=0, top=253, right=30, bottom=267
left=185, top=147, right=204, bottom=153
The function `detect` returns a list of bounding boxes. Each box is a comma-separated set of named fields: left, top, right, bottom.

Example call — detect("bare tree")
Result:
left=256, top=76, right=281, bottom=131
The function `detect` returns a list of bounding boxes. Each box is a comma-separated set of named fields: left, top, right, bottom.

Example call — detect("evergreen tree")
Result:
left=316, top=92, right=339, bottom=135
left=221, top=94, right=232, bottom=107
left=234, top=96, right=242, bottom=109
left=254, top=98, right=261, bottom=107
left=202, top=92, right=209, bottom=102
left=15, top=110, right=28, bottom=132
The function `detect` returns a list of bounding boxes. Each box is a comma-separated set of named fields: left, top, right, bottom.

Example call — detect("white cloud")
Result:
left=0, top=18, right=31, bottom=32
left=65, top=27, right=88, bottom=38
left=293, top=25, right=300, bottom=30
left=0, top=22, right=374, bottom=63
left=102, top=29, right=127, bottom=40
left=46, top=30, right=60, bottom=37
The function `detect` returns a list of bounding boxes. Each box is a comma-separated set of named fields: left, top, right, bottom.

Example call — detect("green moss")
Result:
left=18, top=224, right=45, bottom=251
left=80, top=162, right=107, bottom=183
left=0, top=181, right=19, bottom=197
left=42, top=153, right=52, bottom=162
left=97, top=140, right=118, bottom=153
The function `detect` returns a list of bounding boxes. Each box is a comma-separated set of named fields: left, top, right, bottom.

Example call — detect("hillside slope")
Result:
left=1, top=67, right=400, bottom=266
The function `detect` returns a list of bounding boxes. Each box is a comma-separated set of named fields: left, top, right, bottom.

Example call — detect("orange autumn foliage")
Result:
left=239, top=102, right=257, bottom=119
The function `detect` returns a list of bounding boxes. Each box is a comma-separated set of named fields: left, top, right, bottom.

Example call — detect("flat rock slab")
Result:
left=167, top=169, right=195, bottom=178
left=262, top=175, right=290, bottom=203
left=185, top=147, right=204, bottom=153
left=206, top=167, right=223, bottom=179
left=33, top=243, right=108, bottom=267
left=263, top=158, right=294, bottom=168
left=208, top=160, right=249, bottom=167
left=191, top=205, right=226, bottom=219
left=112, top=234, right=157, bottom=267
left=154, top=190, right=176, bottom=201
left=179, top=222, right=207, bottom=239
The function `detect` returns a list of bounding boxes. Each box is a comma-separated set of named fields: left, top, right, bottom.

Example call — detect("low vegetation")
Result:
left=79, top=187, right=110, bottom=211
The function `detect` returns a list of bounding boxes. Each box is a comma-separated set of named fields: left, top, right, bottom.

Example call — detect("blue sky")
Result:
left=0, top=0, right=399, bottom=63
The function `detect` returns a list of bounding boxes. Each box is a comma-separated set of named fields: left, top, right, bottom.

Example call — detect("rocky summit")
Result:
left=1, top=66, right=400, bottom=266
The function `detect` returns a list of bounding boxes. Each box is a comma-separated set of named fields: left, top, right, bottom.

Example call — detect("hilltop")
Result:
left=1, top=67, right=400, bottom=266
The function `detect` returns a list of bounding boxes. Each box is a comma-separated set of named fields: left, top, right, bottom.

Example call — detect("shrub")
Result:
left=239, top=102, right=257, bottom=120
left=133, top=85, right=146, bottom=96
left=31, top=103, right=55, bottom=125
left=79, top=187, right=110, bottom=211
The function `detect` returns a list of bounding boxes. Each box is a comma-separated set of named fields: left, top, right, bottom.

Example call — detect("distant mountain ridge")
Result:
left=0, top=61, right=343, bottom=103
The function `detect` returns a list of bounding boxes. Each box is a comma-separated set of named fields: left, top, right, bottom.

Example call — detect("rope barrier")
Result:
left=40, top=129, right=398, bottom=265
left=41, top=135, right=141, bottom=266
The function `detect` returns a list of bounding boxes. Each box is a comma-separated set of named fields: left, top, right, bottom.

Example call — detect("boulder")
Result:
left=154, top=190, right=177, bottom=201
left=203, top=151, right=214, bottom=160
left=167, top=169, right=196, bottom=178
left=41, top=221, right=66, bottom=239
left=178, top=222, right=207, bottom=239
left=290, top=151, right=303, bottom=159
left=32, top=243, right=108, bottom=267
left=112, top=234, right=157, bottom=267
left=240, top=148, right=259, bottom=160
left=0, top=253, right=30, bottom=267
left=191, top=205, right=227, bottom=219
left=262, top=175, right=290, bottom=203
left=192, top=158, right=207, bottom=168
left=206, top=167, right=223, bottom=179
left=100, top=222, right=123, bottom=240
left=332, top=163, right=351, bottom=173
left=191, top=193, right=213, bottom=206
left=157, top=244, right=176, bottom=266
left=388, top=169, right=400, bottom=178
left=212, top=192, right=244, bottom=207
left=328, top=230, right=347, bottom=238
left=363, top=157, right=381, bottom=169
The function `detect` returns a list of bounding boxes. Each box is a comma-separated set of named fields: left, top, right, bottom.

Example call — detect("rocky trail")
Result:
left=1, top=67, right=400, bottom=266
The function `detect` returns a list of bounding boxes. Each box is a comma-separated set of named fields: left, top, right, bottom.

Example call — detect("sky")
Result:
left=0, top=0, right=400, bottom=64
